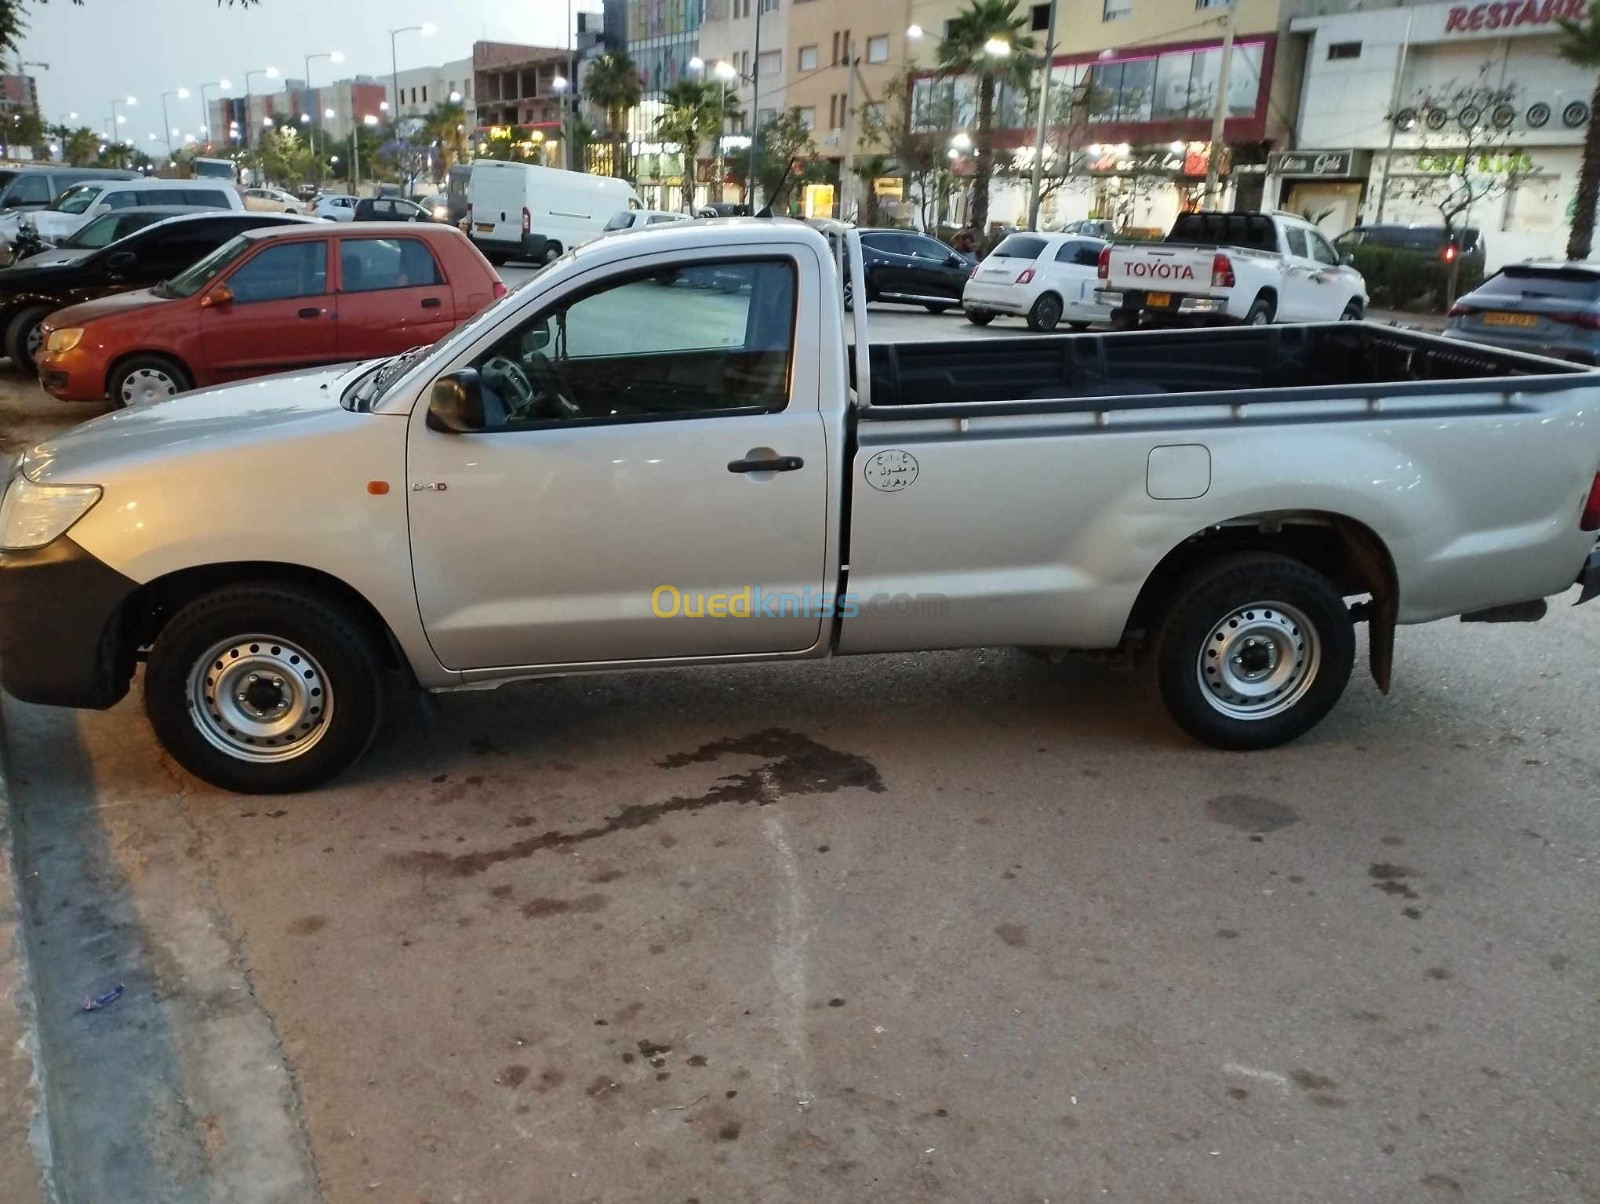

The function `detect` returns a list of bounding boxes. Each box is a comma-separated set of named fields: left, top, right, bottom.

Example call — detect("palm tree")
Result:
left=654, top=79, right=744, bottom=209
left=423, top=101, right=470, bottom=176
left=1558, top=1, right=1600, bottom=260
left=584, top=51, right=643, bottom=181
left=937, top=0, right=1035, bottom=233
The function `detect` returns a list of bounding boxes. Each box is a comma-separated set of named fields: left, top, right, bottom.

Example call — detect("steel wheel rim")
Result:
left=24, top=321, right=43, bottom=360
left=121, top=367, right=179, bottom=405
left=187, top=634, right=334, bottom=763
left=1249, top=309, right=1270, bottom=325
left=1196, top=601, right=1320, bottom=721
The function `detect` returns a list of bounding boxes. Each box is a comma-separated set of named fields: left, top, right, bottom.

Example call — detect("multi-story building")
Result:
left=473, top=40, right=573, bottom=165
left=0, top=73, right=40, bottom=116
left=1284, top=0, right=1593, bottom=268
left=210, top=77, right=388, bottom=148
left=391, top=59, right=475, bottom=123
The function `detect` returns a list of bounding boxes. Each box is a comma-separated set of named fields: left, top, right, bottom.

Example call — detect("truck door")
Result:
left=406, top=254, right=830, bottom=671
left=1278, top=226, right=1317, bottom=321
left=1304, top=229, right=1350, bottom=319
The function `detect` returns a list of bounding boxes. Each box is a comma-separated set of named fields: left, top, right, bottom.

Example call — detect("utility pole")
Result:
left=1374, top=7, right=1414, bottom=224
left=747, top=0, right=763, bottom=209
left=1026, top=0, right=1059, bottom=229
left=839, top=37, right=858, bottom=221
left=1204, top=0, right=1240, bottom=206
left=566, top=0, right=575, bottom=172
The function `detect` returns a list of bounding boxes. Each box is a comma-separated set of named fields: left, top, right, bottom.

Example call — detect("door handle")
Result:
left=421, top=296, right=442, bottom=309
left=297, top=307, right=323, bottom=319
left=728, top=455, right=804, bottom=474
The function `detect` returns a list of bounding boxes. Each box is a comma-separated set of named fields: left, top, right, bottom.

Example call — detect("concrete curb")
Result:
left=0, top=700, right=53, bottom=1204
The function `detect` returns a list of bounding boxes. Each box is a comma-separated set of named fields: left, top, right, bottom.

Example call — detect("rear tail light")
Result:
left=1448, top=303, right=1473, bottom=317
left=1097, top=245, right=1111, bottom=279
left=521, top=206, right=531, bottom=235
left=968, top=264, right=981, bottom=280
left=1442, top=244, right=1459, bottom=263
left=1581, top=472, right=1600, bottom=532
left=466, top=202, right=472, bottom=225
left=1211, top=253, right=1235, bottom=288
left=1016, top=268, right=1035, bottom=284
left=492, top=279, right=507, bottom=300
left=1551, top=310, right=1600, bottom=331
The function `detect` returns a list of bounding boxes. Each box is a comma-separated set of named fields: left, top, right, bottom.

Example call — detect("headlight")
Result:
left=0, top=477, right=102, bottom=550
left=45, top=328, right=83, bottom=355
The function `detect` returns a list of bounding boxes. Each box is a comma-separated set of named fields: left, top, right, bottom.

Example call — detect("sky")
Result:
left=17, top=0, right=574, bottom=140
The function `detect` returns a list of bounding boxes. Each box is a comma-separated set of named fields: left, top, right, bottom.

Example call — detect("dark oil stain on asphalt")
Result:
left=1290, top=1068, right=1346, bottom=1108
left=1421, top=1173, right=1464, bottom=1195
left=586, top=1075, right=621, bottom=1102
left=1370, top=863, right=1422, bottom=900
left=500, top=1065, right=530, bottom=1088
left=638, top=1039, right=672, bottom=1068
left=1227, top=1087, right=1249, bottom=1101
left=521, top=894, right=609, bottom=919
left=1204, top=795, right=1298, bottom=833
left=995, top=924, right=1028, bottom=948
left=288, top=915, right=327, bottom=935
left=391, top=728, right=884, bottom=877
left=718, top=1122, right=742, bottom=1141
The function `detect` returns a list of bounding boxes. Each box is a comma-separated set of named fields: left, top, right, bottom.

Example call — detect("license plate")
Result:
left=475, top=222, right=495, bottom=233
left=1146, top=292, right=1172, bottom=308
left=1483, top=311, right=1537, bottom=327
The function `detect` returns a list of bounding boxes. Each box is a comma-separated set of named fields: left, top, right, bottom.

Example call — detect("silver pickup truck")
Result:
left=0, top=221, right=1596, bottom=793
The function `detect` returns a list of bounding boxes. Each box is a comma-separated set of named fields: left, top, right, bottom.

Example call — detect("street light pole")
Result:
left=747, top=0, right=763, bottom=209
left=160, top=88, right=189, bottom=160
left=1203, top=0, right=1240, bottom=206
left=389, top=24, right=434, bottom=130
left=110, top=95, right=134, bottom=168
left=198, top=80, right=230, bottom=146
left=1027, top=0, right=1059, bottom=230
left=243, top=67, right=279, bottom=150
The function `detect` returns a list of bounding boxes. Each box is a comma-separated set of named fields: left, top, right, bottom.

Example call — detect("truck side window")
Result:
left=1308, top=233, right=1338, bottom=266
left=469, top=258, right=797, bottom=428
left=1284, top=227, right=1309, bottom=258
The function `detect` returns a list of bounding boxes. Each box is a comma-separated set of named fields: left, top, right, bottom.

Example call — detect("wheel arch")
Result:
left=1124, top=509, right=1398, bottom=691
left=104, top=348, right=197, bottom=399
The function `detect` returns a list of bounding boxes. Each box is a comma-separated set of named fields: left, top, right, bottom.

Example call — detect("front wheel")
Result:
left=144, top=583, right=386, bottom=793
left=108, top=354, right=191, bottom=408
left=965, top=308, right=995, bottom=326
left=1156, top=553, right=1355, bottom=750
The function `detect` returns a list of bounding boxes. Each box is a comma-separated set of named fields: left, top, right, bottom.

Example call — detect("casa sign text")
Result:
left=1445, top=0, right=1585, bottom=33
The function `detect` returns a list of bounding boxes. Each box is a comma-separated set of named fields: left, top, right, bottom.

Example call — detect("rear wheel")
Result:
left=144, top=583, right=385, bottom=793
left=1244, top=294, right=1276, bottom=325
left=1156, top=553, right=1355, bottom=750
left=541, top=242, right=564, bottom=265
left=1027, top=292, right=1064, bottom=332
left=965, top=309, right=995, bottom=326
left=1340, top=299, right=1364, bottom=321
left=109, top=354, right=191, bottom=408
left=5, top=304, right=54, bottom=376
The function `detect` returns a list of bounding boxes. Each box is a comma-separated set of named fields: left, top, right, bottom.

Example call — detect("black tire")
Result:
left=1067, top=320, right=1092, bottom=331
left=1155, top=553, right=1355, bottom=751
left=542, top=242, right=563, bottom=265
left=1244, top=294, right=1276, bottom=325
left=843, top=278, right=855, bottom=311
left=1027, top=292, right=1064, bottom=332
left=144, top=583, right=386, bottom=793
left=1340, top=299, right=1364, bottom=321
left=483, top=251, right=509, bottom=267
left=1109, top=309, right=1138, bottom=331
left=5, top=304, right=53, bottom=376
left=965, top=308, right=994, bottom=326
left=924, top=302, right=953, bottom=314
left=108, top=354, right=191, bottom=408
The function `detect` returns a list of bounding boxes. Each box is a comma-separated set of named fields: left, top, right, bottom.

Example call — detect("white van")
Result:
left=466, top=161, right=641, bottom=265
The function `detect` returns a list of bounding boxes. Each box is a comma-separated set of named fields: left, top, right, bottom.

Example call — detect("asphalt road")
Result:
left=1, top=323, right=1597, bottom=1204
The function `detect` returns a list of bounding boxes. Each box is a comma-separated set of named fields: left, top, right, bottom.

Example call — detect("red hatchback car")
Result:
left=38, top=222, right=505, bottom=405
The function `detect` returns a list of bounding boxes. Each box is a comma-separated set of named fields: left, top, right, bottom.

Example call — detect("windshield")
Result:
left=47, top=183, right=105, bottom=214
left=989, top=234, right=1047, bottom=259
left=161, top=234, right=251, bottom=298
left=63, top=212, right=135, bottom=248
left=603, top=211, right=634, bottom=232
left=1478, top=267, right=1600, bottom=301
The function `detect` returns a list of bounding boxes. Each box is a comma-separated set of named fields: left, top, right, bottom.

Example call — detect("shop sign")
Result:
left=1267, top=149, right=1354, bottom=177
left=873, top=177, right=904, bottom=200
left=1415, top=150, right=1537, bottom=174
left=803, top=183, right=835, bottom=219
left=1444, top=0, right=1585, bottom=34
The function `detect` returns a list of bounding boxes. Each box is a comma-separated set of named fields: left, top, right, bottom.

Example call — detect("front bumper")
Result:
left=0, top=535, right=139, bottom=709
left=35, top=350, right=103, bottom=402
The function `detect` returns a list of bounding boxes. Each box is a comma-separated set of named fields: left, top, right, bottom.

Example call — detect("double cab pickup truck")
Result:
left=0, top=221, right=1596, bottom=793
left=1098, top=210, right=1367, bottom=328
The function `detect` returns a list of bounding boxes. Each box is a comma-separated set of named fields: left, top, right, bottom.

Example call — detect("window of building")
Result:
left=421, top=85, right=428, bottom=103
left=1196, top=0, right=1229, bottom=6
left=867, top=34, right=889, bottom=63
left=1031, top=3, right=1051, bottom=31
left=864, top=101, right=885, bottom=128
left=1328, top=41, right=1361, bottom=60
left=760, top=0, right=779, bottom=11
left=798, top=45, right=818, bottom=71
left=758, top=106, right=776, bottom=127
left=759, top=49, right=781, bottom=76
left=1103, top=0, right=1131, bottom=20
left=797, top=106, right=815, bottom=130
left=832, top=31, right=840, bottom=64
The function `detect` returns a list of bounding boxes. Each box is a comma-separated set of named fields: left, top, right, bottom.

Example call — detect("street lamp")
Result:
left=198, top=80, right=230, bottom=147
left=552, top=75, right=570, bottom=170
left=244, top=67, right=279, bottom=150
left=353, top=112, right=379, bottom=189
left=389, top=23, right=435, bottom=123
left=1026, top=0, right=1058, bottom=230
left=713, top=61, right=737, bottom=202
left=160, top=87, right=190, bottom=157
left=983, top=37, right=1011, bottom=57
left=109, top=96, right=135, bottom=167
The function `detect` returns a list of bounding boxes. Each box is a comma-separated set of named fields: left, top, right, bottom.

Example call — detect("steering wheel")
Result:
left=482, top=355, right=536, bottom=419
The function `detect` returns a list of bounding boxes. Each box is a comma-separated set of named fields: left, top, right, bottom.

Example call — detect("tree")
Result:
left=996, top=74, right=1093, bottom=224
left=422, top=101, right=470, bottom=176
left=0, top=0, right=256, bottom=56
left=936, top=0, right=1035, bottom=233
left=0, top=106, right=42, bottom=157
left=862, top=70, right=961, bottom=232
left=52, top=123, right=98, bottom=165
left=654, top=79, right=744, bottom=208
left=727, top=107, right=816, bottom=213
left=1558, top=0, right=1600, bottom=259
left=585, top=51, right=642, bottom=182
left=254, top=126, right=314, bottom=187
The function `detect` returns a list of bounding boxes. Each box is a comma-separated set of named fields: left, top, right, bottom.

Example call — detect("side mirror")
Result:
left=1340, top=252, right=1354, bottom=266
left=946, top=252, right=964, bottom=267
left=89, top=202, right=110, bottom=216
left=427, top=369, right=486, bottom=433
left=106, top=250, right=136, bottom=273
left=199, top=282, right=234, bottom=309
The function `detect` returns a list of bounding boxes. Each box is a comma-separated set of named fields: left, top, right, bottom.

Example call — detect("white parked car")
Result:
left=602, top=209, right=692, bottom=233
left=963, top=231, right=1113, bottom=332
left=243, top=186, right=305, bottom=214
left=312, top=193, right=357, bottom=222
left=1097, top=210, right=1367, bottom=327
left=0, top=177, right=245, bottom=252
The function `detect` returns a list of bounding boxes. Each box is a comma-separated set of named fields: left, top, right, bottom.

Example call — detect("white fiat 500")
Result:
left=963, top=231, right=1113, bottom=332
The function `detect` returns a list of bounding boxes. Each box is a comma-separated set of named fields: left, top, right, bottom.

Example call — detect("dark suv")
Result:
left=819, top=226, right=972, bottom=313
left=1334, top=223, right=1485, bottom=273
left=0, top=210, right=308, bottom=373
left=353, top=196, right=434, bottom=223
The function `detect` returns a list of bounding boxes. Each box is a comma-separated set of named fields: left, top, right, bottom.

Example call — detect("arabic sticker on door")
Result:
left=864, top=449, right=919, bottom=492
